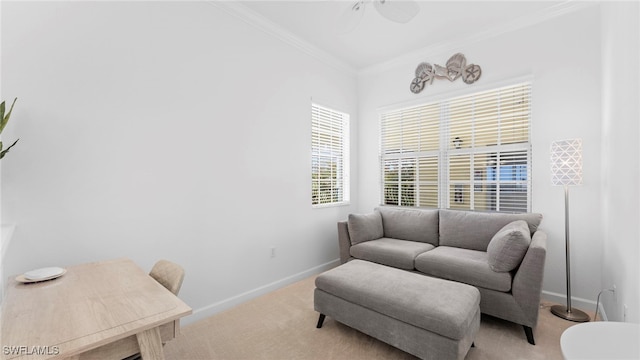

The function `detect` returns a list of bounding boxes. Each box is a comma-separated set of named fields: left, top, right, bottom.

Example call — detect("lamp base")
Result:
left=551, top=305, right=591, bottom=322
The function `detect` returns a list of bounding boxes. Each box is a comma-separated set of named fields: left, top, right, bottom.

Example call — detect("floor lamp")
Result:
left=550, top=138, right=590, bottom=322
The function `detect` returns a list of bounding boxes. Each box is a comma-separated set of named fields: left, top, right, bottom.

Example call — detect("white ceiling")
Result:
left=239, top=1, right=568, bottom=70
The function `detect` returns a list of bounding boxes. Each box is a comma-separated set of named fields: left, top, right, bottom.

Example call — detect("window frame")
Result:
left=311, top=102, right=350, bottom=208
left=379, top=81, right=532, bottom=213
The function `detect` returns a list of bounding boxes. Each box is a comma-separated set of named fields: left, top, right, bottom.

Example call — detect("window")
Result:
left=312, top=103, right=350, bottom=206
left=380, top=82, right=531, bottom=212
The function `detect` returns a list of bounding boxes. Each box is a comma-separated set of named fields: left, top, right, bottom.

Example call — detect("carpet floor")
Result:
left=164, top=274, right=597, bottom=360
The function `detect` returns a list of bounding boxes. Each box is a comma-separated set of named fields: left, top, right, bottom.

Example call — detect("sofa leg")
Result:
left=316, top=314, right=326, bottom=329
left=523, top=326, right=535, bottom=345
left=471, top=342, right=475, bottom=348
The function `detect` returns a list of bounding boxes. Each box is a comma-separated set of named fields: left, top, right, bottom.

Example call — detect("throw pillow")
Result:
left=347, top=211, right=384, bottom=245
left=376, top=207, right=439, bottom=245
left=486, top=220, right=531, bottom=273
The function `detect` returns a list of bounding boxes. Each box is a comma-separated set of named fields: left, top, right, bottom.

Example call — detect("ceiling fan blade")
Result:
left=336, top=1, right=365, bottom=35
left=373, top=0, right=420, bottom=24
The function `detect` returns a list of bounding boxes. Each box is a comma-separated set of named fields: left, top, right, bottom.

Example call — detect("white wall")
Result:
left=357, top=6, right=605, bottom=308
left=3, top=1, right=638, bottom=325
left=600, top=1, right=640, bottom=323
left=0, top=2, right=358, bottom=322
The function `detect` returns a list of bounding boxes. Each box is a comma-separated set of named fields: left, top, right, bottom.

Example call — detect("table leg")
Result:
left=136, top=327, right=165, bottom=360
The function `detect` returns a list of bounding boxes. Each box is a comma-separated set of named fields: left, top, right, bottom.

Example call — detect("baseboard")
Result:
left=541, top=290, right=608, bottom=321
left=184, top=258, right=340, bottom=326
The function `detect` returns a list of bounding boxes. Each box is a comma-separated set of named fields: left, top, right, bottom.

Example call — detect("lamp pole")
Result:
left=550, top=185, right=590, bottom=322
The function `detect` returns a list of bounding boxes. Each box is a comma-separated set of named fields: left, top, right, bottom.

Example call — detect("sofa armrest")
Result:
left=337, top=221, right=352, bottom=264
left=512, top=230, right=547, bottom=326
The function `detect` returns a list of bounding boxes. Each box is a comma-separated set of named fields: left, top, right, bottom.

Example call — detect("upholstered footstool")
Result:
left=314, top=260, right=480, bottom=360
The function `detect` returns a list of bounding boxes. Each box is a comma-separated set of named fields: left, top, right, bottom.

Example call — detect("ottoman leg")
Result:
left=316, top=314, right=326, bottom=328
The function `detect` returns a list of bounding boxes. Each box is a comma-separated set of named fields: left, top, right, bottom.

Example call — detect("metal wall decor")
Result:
left=410, top=53, right=481, bottom=94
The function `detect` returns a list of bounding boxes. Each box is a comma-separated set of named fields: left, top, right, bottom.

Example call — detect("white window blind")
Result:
left=312, top=103, right=350, bottom=206
left=380, top=82, right=531, bottom=212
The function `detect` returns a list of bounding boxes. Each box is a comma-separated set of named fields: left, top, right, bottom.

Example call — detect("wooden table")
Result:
left=1, top=258, right=192, bottom=360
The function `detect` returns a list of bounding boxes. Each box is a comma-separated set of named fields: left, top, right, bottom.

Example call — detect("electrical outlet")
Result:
left=270, top=247, right=276, bottom=258
left=624, top=304, right=628, bottom=322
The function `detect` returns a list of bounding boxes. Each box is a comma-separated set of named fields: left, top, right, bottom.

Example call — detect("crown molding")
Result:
left=358, top=1, right=599, bottom=76
left=207, top=1, right=357, bottom=77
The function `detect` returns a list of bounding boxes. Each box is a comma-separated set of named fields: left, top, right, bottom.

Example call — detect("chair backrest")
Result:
left=149, top=260, right=185, bottom=296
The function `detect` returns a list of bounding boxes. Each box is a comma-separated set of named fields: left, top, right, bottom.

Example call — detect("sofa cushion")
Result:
left=415, top=246, right=512, bottom=292
left=376, top=206, right=439, bottom=246
left=487, top=220, right=531, bottom=272
left=347, top=212, right=384, bottom=245
left=439, top=209, right=543, bottom=251
left=350, top=238, right=435, bottom=270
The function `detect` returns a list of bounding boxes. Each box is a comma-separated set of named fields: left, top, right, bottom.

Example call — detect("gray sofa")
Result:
left=337, top=206, right=547, bottom=345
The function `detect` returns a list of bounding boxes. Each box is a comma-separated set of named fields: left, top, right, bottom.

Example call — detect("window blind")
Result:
left=312, top=103, right=350, bottom=206
left=380, top=82, right=531, bottom=212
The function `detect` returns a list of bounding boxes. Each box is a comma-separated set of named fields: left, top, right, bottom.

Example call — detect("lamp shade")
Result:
left=551, top=138, right=583, bottom=186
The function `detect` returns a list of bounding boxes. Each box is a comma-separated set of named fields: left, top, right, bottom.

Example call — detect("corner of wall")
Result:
left=599, top=1, right=640, bottom=323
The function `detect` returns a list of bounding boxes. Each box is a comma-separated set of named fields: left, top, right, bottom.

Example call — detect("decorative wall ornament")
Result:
left=410, top=53, right=481, bottom=94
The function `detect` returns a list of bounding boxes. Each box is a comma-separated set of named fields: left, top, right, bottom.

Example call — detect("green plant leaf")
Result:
left=0, top=97, right=18, bottom=134
left=0, top=139, right=19, bottom=159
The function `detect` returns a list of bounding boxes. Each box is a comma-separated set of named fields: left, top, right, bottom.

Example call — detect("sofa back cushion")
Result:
left=439, top=209, right=542, bottom=251
left=347, top=211, right=384, bottom=245
left=486, top=220, right=532, bottom=272
left=376, top=207, right=439, bottom=246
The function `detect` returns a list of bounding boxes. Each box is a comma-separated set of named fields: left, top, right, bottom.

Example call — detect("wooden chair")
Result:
left=123, top=260, right=185, bottom=360
left=149, top=259, right=185, bottom=296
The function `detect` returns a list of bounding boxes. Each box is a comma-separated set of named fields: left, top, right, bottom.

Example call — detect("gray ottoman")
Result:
left=314, top=260, right=480, bottom=360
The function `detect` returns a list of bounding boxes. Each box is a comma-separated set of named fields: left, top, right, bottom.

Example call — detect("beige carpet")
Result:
left=164, top=275, right=597, bottom=360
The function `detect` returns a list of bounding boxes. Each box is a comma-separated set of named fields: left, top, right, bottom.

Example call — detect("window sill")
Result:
left=312, top=201, right=351, bottom=209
